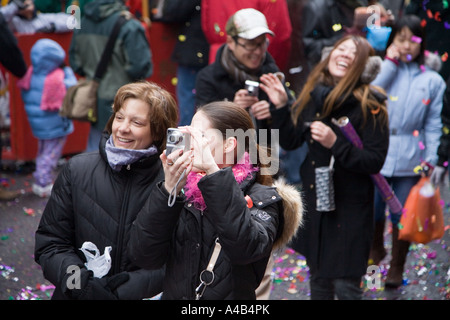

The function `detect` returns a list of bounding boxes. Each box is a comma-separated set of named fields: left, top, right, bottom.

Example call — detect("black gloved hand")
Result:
left=62, top=266, right=129, bottom=300
left=105, top=272, right=130, bottom=297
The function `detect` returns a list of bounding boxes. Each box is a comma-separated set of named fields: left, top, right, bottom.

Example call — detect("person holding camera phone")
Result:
left=129, top=101, right=303, bottom=300
left=34, top=81, right=177, bottom=299
left=195, top=8, right=294, bottom=140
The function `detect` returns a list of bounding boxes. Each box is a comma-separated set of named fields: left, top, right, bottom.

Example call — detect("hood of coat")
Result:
left=84, top=0, right=127, bottom=22
left=30, top=38, right=65, bottom=75
left=272, top=178, right=303, bottom=250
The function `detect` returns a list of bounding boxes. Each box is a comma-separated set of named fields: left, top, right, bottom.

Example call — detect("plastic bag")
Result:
left=366, top=26, right=392, bottom=51
left=398, top=177, right=445, bottom=244
left=79, top=241, right=112, bottom=278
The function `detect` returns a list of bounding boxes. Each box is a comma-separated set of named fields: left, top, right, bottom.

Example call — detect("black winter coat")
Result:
left=129, top=168, right=284, bottom=300
left=161, top=0, right=209, bottom=68
left=34, top=134, right=164, bottom=299
left=271, top=85, right=389, bottom=278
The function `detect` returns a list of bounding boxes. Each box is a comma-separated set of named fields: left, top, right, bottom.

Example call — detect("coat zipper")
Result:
left=113, top=169, right=133, bottom=273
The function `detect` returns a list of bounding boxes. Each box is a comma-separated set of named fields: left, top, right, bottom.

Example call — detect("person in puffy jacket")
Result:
left=129, top=101, right=303, bottom=300
left=34, top=81, right=178, bottom=300
left=369, top=14, right=446, bottom=289
left=17, top=38, right=76, bottom=198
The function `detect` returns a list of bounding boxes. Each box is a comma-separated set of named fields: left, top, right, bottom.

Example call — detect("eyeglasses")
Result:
left=233, top=37, right=269, bottom=52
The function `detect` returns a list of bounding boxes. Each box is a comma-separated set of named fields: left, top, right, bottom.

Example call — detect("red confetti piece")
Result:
left=23, top=207, right=35, bottom=216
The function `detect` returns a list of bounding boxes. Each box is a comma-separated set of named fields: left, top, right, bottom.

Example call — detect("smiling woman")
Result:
left=34, top=81, right=179, bottom=300
left=261, top=34, right=390, bottom=300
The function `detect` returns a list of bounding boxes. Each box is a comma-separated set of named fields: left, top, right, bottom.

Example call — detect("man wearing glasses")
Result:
left=195, top=8, right=294, bottom=144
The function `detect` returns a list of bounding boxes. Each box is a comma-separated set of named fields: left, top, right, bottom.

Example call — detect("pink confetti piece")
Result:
left=418, top=141, right=425, bottom=150
left=411, top=35, right=422, bottom=43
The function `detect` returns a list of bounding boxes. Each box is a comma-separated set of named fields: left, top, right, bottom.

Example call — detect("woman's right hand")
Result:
left=160, top=148, right=193, bottom=195
left=385, top=43, right=400, bottom=61
left=234, top=89, right=259, bottom=109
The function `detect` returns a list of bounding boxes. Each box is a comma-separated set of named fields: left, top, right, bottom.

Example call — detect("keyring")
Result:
left=199, top=269, right=214, bottom=286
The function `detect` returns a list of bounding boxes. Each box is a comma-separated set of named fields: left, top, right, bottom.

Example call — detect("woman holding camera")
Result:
left=34, top=81, right=177, bottom=299
left=129, top=101, right=303, bottom=300
left=260, top=35, right=390, bottom=299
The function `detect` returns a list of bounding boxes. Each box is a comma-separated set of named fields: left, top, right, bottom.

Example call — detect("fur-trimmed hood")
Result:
left=424, top=50, right=442, bottom=72
left=272, top=178, right=304, bottom=250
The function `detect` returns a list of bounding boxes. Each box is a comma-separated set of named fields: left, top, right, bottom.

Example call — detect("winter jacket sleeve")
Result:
left=129, top=182, right=185, bottom=269
left=122, top=20, right=153, bottom=80
left=198, top=168, right=281, bottom=265
left=195, top=65, right=223, bottom=107
left=0, top=12, right=26, bottom=78
left=270, top=103, right=306, bottom=150
left=423, top=74, right=446, bottom=165
left=34, top=162, right=86, bottom=293
left=331, top=111, right=389, bottom=175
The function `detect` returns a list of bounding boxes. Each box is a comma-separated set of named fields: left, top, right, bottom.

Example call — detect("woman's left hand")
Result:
left=310, top=121, right=337, bottom=149
left=259, top=73, right=288, bottom=109
left=183, top=126, right=220, bottom=176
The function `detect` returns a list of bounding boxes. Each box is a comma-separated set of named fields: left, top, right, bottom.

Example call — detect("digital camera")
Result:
left=166, top=128, right=191, bottom=155
left=245, top=80, right=260, bottom=97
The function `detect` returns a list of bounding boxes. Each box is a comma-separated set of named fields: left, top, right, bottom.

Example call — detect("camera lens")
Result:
left=169, top=131, right=183, bottom=144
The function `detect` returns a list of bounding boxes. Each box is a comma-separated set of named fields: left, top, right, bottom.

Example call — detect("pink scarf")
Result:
left=17, top=66, right=66, bottom=111
left=184, top=152, right=259, bottom=211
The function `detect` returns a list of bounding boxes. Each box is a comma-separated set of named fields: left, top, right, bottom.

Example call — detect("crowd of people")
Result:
left=0, top=0, right=449, bottom=301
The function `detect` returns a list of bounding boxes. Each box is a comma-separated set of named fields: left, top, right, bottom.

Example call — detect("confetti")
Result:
left=411, top=35, right=422, bottom=43
left=422, top=98, right=431, bottom=105
left=332, top=24, right=342, bottom=32
left=22, top=207, right=35, bottom=216
left=389, top=95, right=398, bottom=101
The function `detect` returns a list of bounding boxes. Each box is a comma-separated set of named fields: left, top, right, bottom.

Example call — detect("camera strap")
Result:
left=168, top=169, right=186, bottom=207
left=195, top=237, right=221, bottom=300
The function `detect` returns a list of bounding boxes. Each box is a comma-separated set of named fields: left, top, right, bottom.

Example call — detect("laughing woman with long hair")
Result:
left=260, top=35, right=389, bottom=299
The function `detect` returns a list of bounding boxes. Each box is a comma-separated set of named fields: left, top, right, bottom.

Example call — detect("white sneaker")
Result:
left=32, top=183, right=53, bottom=198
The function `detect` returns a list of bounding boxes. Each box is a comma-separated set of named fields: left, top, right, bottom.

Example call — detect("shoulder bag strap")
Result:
left=93, top=12, right=129, bottom=81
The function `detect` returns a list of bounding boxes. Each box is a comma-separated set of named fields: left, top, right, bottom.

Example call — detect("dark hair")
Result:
left=105, top=81, right=179, bottom=153
left=196, top=101, right=274, bottom=186
left=386, top=14, right=426, bottom=65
